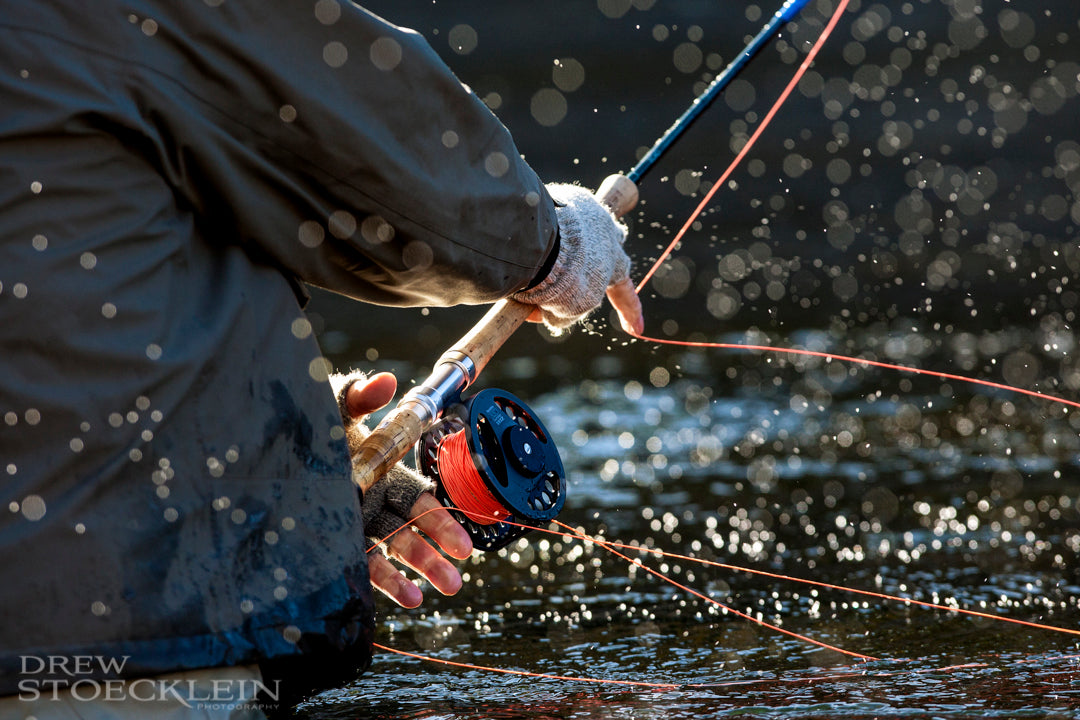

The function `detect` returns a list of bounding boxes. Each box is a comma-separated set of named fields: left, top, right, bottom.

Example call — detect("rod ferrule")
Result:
left=436, top=350, right=478, bottom=386
left=396, top=389, right=440, bottom=428
left=400, top=353, right=474, bottom=427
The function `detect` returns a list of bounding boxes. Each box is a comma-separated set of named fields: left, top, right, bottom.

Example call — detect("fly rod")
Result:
left=350, top=0, right=813, bottom=518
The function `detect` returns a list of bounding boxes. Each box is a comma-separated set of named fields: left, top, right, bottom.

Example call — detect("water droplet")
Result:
left=484, top=151, right=510, bottom=178
left=101, top=302, right=117, bottom=319
left=31, top=234, right=47, bottom=251
left=308, top=356, right=332, bottom=382
left=673, top=42, right=703, bottom=74
left=21, top=495, right=46, bottom=521
left=402, top=241, right=433, bottom=271
left=552, top=58, right=585, bottom=92
left=298, top=220, right=324, bottom=248
left=323, top=41, right=348, bottom=68
left=673, top=168, right=700, bottom=196
left=370, top=36, right=402, bottom=71
left=146, top=343, right=162, bottom=360
left=279, top=104, right=297, bottom=123
left=328, top=210, right=356, bottom=239
left=360, top=215, right=394, bottom=244
left=531, top=88, right=567, bottom=127
left=207, top=456, right=225, bottom=477
left=291, top=317, right=313, bottom=339
left=314, top=0, right=341, bottom=25
left=724, top=79, right=757, bottom=112
left=448, top=24, right=478, bottom=55
left=597, top=0, right=631, bottom=20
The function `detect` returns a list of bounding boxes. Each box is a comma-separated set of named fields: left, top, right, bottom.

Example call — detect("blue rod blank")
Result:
left=626, top=0, right=812, bottom=184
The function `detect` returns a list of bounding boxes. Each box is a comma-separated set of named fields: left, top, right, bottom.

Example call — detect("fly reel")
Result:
left=417, top=388, right=566, bottom=552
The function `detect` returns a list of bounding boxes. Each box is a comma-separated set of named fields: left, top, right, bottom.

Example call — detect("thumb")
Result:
left=345, top=372, right=398, bottom=419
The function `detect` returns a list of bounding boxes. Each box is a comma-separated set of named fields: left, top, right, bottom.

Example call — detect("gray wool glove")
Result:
left=515, top=183, right=631, bottom=334
left=330, top=371, right=435, bottom=550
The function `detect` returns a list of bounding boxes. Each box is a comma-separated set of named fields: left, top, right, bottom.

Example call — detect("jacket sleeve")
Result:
left=125, top=0, right=558, bottom=307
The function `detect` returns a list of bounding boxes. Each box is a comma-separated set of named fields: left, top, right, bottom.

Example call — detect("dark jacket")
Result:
left=0, top=0, right=556, bottom=698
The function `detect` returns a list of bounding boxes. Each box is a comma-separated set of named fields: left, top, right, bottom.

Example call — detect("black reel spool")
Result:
left=417, top=388, right=566, bottom=552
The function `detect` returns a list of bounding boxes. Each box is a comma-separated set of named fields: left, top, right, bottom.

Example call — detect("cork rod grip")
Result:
left=351, top=403, right=427, bottom=494
left=350, top=174, right=638, bottom=495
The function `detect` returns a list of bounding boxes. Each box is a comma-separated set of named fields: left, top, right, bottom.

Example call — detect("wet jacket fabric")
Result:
left=0, top=0, right=556, bottom=697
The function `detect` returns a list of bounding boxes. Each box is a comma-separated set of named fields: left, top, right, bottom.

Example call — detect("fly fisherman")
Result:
left=0, top=1, right=643, bottom=717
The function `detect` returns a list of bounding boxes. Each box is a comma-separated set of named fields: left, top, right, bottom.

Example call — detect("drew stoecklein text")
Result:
left=17, top=656, right=280, bottom=708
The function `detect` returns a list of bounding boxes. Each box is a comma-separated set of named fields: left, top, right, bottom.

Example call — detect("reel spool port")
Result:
left=417, top=388, right=566, bottom=552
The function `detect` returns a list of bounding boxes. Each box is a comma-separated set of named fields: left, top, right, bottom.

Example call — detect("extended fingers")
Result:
left=368, top=551, right=423, bottom=609
left=409, top=493, right=473, bottom=560
left=369, top=525, right=464, bottom=608
left=384, top=526, right=464, bottom=598
left=607, top=277, right=644, bottom=335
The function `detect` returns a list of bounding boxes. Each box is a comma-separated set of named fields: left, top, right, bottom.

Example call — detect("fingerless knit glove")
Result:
left=330, top=372, right=434, bottom=549
left=515, top=183, right=631, bottom=333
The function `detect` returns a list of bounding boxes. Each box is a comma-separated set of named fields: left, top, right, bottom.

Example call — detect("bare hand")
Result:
left=345, top=373, right=473, bottom=608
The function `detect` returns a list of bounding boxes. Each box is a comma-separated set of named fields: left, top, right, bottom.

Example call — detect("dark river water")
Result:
left=299, top=1, right=1080, bottom=717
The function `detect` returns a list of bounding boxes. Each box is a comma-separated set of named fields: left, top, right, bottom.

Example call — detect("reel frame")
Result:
left=417, top=388, right=566, bottom=552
